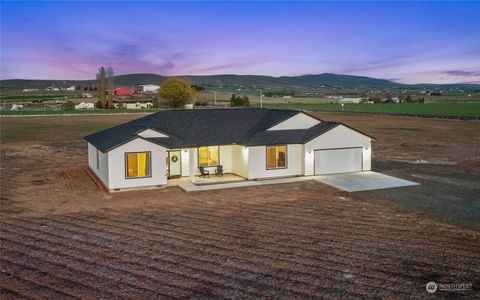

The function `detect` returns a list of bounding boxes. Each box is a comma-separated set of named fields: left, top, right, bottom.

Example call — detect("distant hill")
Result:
left=1, top=73, right=478, bottom=91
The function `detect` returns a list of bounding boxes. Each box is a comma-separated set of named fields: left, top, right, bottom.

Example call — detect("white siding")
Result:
left=267, top=113, right=320, bottom=131
left=181, top=149, right=190, bottom=176
left=219, top=145, right=233, bottom=173
left=305, top=125, right=372, bottom=175
left=248, top=144, right=304, bottom=179
left=362, top=144, right=372, bottom=171
left=108, top=138, right=167, bottom=190
left=305, top=125, right=371, bottom=152
left=87, top=143, right=109, bottom=187
left=304, top=150, right=314, bottom=176
left=231, top=145, right=249, bottom=178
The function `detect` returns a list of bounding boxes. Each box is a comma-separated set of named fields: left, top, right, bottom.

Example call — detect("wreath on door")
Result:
left=171, top=155, right=179, bottom=163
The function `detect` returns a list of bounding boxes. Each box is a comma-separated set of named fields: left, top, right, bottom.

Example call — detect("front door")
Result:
left=167, top=150, right=182, bottom=178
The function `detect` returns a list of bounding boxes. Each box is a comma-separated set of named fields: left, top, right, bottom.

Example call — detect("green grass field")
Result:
left=254, top=102, right=480, bottom=117
left=1, top=103, right=480, bottom=117
left=0, top=119, right=120, bottom=143
left=0, top=94, right=80, bottom=102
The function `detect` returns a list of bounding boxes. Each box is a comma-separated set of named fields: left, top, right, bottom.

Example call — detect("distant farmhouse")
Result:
left=135, top=84, right=160, bottom=94
left=85, top=108, right=374, bottom=192
left=338, top=97, right=361, bottom=104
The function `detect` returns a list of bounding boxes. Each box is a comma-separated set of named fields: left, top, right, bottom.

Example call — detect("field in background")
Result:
left=1, top=102, right=480, bottom=117
left=255, top=102, right=480, bottom=117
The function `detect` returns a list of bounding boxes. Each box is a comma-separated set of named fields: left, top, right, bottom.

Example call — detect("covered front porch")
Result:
left=166, top=144, right=249, bottom=186
left=167, top=173, right=246, bottom=187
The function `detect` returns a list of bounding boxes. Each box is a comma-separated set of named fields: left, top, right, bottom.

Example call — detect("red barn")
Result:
left=114, top=88, right=132, bottom=97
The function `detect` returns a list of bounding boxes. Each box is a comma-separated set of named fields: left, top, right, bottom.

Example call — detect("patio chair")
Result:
left=199, top=166, right=210, bottom=178
left=215, top=165, right=224, bottom=176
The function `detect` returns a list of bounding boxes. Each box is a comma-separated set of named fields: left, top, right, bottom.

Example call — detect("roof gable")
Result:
left=267, top=112, right=320, bottom=131
left=137, top=128, right=169, bottom=138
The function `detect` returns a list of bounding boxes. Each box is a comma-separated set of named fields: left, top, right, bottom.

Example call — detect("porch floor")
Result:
left=167, top=173, right=246, bottom=187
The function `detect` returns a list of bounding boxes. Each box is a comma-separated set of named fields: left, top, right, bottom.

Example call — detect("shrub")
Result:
left=95, top=100, right=103, bottom=109
left=63, top=100, right=75, bottom=110
left=230, top=94, right=250, bottom=107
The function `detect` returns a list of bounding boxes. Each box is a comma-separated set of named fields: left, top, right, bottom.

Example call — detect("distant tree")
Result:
left=241, top=95, right=250, bottom=107
left=95, top=99, right=103, bottom=109
left=417, top=97, right=425, bottom=103
left=152, top=98, right=160, bottom=108
left=96, top=67, right=107, bottom=107
left=106, top=67, right=115, bottom=109
left=369, top=96, right=382, bottom=103
left=63, top=100, right=75, bottom=110
left=405, top=95, right=413, bottom=103
left=230, top=94, right=250, bottom=107
left=158, top=78, right=196, bottom=108
left=191, top=84, right=205, bottom=91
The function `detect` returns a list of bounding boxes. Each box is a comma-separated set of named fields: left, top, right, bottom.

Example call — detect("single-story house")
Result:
left=75, top=102, right=95, bottom=109
left=85, top=108, right=374, bottom=192
left=135, top=84, right=160, bottom=94
left=114, top=100, right=153, bottom=109
left=338, top=97, right=361, bottom=104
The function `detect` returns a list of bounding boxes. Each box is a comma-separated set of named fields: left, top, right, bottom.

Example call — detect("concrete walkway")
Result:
left=178, top=171, right=418, bottom=192
left=179, top=176, right=312, bottom=192
left=313, top=171, right=419, bottom=192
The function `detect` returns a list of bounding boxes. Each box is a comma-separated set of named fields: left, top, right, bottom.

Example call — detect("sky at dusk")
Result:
left=1, top=1, right=479, bottom=84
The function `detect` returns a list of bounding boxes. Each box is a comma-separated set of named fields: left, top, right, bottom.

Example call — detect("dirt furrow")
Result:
left=167, top=203, right=480, bottom=255
left=0, top=286, right=32, bottom=300
left=0, top=238, right=189, bottom=299
left=1, top=225, right=328, bottom=299
left=204, top=201, right=480, bottom=249
left=111, top=210, right=480, bottom=270
left=32, top=216, right=428, bottom=297
left=0, top=270, right=80, bottom=300
left=1, top=248, right=155, bottom=300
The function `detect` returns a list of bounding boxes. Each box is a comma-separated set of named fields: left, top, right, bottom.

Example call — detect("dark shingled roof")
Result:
left=85, top=108, right=367, bottom=152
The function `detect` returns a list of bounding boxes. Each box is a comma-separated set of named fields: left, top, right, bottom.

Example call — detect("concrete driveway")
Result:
left=314, top=171, right=419, bottom=192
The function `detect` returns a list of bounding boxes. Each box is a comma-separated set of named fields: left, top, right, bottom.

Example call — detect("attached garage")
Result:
left=314, top=147, right=363, bottom=175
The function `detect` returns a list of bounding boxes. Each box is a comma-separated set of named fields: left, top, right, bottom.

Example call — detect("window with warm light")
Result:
left=266, top=145, right=287, bottom=169
left=198, top=146, right=219, bottom=167
left=125, top=152, right=151, bottom=178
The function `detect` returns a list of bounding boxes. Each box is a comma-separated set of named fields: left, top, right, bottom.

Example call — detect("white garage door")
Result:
left=314, top=148, right=362, bottom=175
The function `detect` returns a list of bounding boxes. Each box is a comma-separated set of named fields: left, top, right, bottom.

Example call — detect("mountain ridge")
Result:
left=1, top=73, right=479, bottom=90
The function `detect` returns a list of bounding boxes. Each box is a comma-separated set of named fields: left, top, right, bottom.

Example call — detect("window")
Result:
left=96, top=149, right=100, bottom=170
left=266, top=145, right=287, bottom=169
left=125, top=152, right=151, bottom=178
left=198, top=146, right=219, bottom=167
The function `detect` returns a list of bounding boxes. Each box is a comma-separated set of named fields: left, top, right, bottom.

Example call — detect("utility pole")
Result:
left=259, top=89, right=263, bottom=108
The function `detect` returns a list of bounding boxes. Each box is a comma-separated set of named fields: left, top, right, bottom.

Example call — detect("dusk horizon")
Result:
left=1, top=1, right=479, bottom=84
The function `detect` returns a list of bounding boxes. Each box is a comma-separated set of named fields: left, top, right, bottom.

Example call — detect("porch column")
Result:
left=189, top=148, right=196, bottom=183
